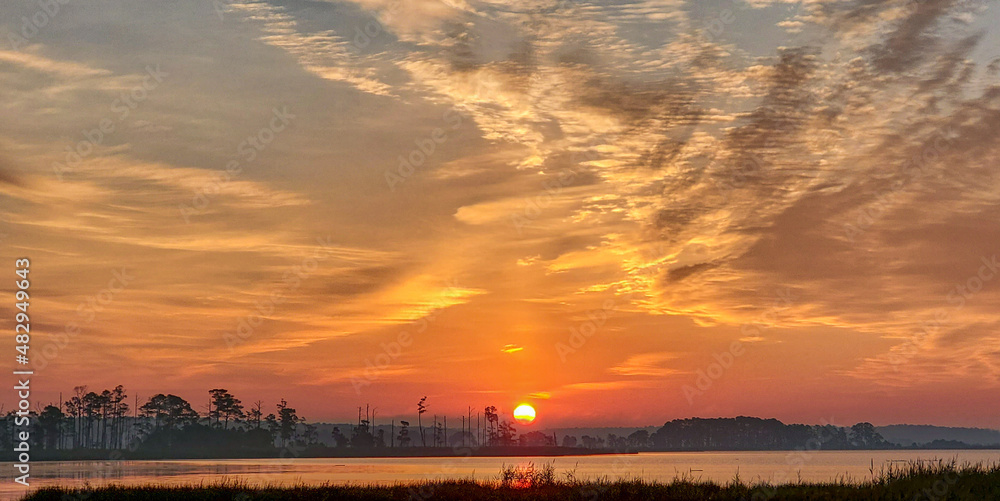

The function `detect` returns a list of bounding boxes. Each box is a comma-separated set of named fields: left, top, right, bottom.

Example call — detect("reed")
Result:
left=21, top=459, right=1000, bottom=500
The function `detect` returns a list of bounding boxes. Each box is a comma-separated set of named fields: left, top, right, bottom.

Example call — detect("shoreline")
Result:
left=11, top=446, right=631, bottom=462
left=17, top=461, right=1000, bottom=501
left=13, top=446, right=999, bottom=463
left=9, top=447, right=1000, bottom=463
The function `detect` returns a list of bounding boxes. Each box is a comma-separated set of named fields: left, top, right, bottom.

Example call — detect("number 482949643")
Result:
left=15, top=258, right=30, bottom=362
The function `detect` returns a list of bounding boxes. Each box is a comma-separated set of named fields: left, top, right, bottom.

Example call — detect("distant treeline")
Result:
left=1, top=386, right=990, bottom=460
left=646, top=417, right=889, bottom=450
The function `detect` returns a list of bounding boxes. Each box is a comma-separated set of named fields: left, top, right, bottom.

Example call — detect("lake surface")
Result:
left=4, top=450, right=998, bottom=500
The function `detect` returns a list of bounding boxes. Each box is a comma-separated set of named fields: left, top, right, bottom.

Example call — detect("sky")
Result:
left=1, top=0, right=999, bottom=429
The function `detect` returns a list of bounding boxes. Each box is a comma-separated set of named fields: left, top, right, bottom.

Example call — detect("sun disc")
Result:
left=513, top=403, right=536, bottom=424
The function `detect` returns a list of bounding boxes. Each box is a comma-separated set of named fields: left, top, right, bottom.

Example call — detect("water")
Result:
left=4, top=450, right=998, bottom=500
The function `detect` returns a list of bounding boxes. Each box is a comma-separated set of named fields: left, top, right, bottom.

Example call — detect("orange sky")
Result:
left=1, top=0, right=1000, bottom=428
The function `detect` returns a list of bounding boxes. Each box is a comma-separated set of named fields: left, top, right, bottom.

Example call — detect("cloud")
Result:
left=610, top=351, right=682, bottom=377
left=0, top=48, right=112, bottom=78
left=227, top=0, right=395, bottom=96
left=0, top=156, right=26, bottom=189
left=3, top=0, right=1000, bottom=424
left=562, top=380, right=655, bottom=391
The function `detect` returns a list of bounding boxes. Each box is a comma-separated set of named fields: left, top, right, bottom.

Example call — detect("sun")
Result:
left=513, top=403, right=536, bottom=424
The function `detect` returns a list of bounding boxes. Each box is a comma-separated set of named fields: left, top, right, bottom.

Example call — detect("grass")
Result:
left=21, top=460, right=1000, bottom=500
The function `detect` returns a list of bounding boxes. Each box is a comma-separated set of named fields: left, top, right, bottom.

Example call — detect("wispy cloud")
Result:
left=3, top=0, right=999, bottom=425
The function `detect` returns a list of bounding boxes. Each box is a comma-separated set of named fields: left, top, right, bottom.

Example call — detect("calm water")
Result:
left=4, top=450, right=998, bottom=500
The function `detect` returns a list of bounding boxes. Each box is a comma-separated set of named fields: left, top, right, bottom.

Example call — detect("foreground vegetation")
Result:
left=23, top=460, right=1000, bottom=500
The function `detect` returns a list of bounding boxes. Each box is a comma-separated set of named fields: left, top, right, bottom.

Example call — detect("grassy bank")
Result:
left=22, top=460, right=999, bottom=500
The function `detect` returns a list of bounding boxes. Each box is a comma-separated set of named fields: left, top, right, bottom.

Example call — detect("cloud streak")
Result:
left=2, top=0, right=998, bottom=426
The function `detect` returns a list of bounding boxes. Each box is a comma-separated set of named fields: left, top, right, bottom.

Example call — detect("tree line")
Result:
left=0, top=386, right=313, bottom=456
left=2, top=387, right=900, bottom=458
left=643, top=417, right=892, bottom=450
left=0, top=387, right=554, bottom=457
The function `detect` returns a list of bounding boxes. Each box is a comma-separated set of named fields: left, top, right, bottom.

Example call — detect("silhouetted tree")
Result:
left=140, top=394, right=199, bottom=431
left=850, top=422, right=888, bottom=449
left=264, top=413, right=279, bottom=444
left=397, top=421, right=411, bottom=447
left=248, top=401, right=263, bottom=430
left=82, top=391, right=104, bottom=448
left=647, top=417, right=894, bottom=451
left=519, top=431, right=552, bottom=446
left=417, top=397, right=428, bottom=447
left=208, top=389, right=244, bottom=430
left=627, top=430, right=649, bottom=449
left=497, top=420, right=516, bottom=446
left=331, top=427, right=350, bottom=448
left=432, top=417, right=444, bottom=447
left=484, top=406, right=498, bottom=446
left=64, top=386, right=87, bottom=448
left=815, top=424, right=850, bottom=448
left=36, top=405, right=64, bottom=450
left=275, top=400, right=300, bottom=448
left=352, top=419, right=375, bottom=448
left=108, top=386, right=129, bottom=449
left=607, top=433, right=627, bottom=450
left=302, top=421, right=319, bottom=446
